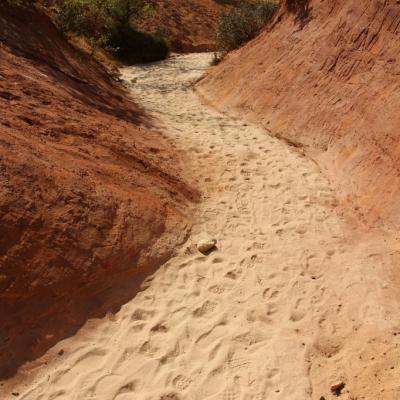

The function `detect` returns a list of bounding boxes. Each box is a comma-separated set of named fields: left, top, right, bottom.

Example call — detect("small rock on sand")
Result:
left=197, top=237, right=217, bottom=254
left=330, top=381, right=345, bottom=396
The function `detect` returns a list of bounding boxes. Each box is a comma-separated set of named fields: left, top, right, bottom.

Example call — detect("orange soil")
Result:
left=138, top=0, right=229, bottom=52
left=0, top=3, right=196, bottom=379
left=198, top=0, right=400, bottom=231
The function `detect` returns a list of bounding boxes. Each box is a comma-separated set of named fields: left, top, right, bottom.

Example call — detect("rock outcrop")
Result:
left=198, top=0, right=400, bottom=230
left=0, top=3, right=196, bottom=378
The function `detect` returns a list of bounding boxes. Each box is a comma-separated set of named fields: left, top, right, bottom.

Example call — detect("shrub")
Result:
left=216, top=1, right=278, bottom=52
left=110, top=26, right=169, bottom=63
left=55, top=0, right=169, bottom=62
left=56, top=0, right=114, bottom=49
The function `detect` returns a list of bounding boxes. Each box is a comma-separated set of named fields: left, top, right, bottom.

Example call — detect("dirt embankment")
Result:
left=198, top=0, right=400, bottom=230
left=138, top=0, right=228, bottom=52
left=0, top=3, right=196, bottom=379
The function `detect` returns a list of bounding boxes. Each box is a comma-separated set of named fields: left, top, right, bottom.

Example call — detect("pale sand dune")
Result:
left=1, top=54, right=399, bottom=399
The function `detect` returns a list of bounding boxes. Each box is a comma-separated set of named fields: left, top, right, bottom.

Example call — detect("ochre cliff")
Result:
left=0, top=3, right=196, bottom=378
left=198, top=0, right=400, bottom=230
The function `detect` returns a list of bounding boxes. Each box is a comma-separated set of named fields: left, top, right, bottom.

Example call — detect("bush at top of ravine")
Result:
left=216, top=1, right=278, bottom=53
left=55, top=0, right=169, bottom=63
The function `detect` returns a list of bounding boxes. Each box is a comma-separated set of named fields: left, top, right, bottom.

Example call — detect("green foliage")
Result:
left=216, top=1, right=278, bottom=53
left=56, top=0, right=169, bottom=62
left=56, top=0, right=111, bottom=48
left=110, top=26, right=169, bottom=63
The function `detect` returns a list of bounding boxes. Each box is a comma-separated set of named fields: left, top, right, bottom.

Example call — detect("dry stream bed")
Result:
left=1, top=54, right=399, bottom=400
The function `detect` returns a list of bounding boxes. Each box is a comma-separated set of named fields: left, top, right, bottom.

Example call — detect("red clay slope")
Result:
left=138, top=0, right=228, bottom=52
left=0, top=3, right=196, bottom=378
left=198, top=0, right=400, bottom=230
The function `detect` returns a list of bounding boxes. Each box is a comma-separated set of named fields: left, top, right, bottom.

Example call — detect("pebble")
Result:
left=330, top=381, right=345, bottom=396
left=197, top=237, right=217, bottom=254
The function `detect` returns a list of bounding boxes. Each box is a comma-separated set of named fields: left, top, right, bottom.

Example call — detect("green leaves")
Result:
left=55, top=0, right=169, bottom=63
left=216, top=1, right=278, bottom=53
left=56, top=0, right=142, bottom=44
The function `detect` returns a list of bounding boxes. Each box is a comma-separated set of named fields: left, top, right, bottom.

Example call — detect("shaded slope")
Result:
left=0, top=3, right=196, bottom=378
left=198, top=0, right=400, bottom=230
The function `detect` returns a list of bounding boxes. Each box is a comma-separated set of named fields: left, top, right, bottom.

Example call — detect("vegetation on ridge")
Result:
left=55, top=0, right=169, bottom=63
left=215, top=0, right=278, bottom=58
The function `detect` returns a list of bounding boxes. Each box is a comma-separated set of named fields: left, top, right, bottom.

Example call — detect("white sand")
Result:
left=2, top=54, right=399, bottom=399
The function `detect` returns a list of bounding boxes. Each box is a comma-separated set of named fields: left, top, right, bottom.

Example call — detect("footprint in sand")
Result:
left=193, top=301, right=218, bottom=317
left=173, top=375, right=192, bottom=391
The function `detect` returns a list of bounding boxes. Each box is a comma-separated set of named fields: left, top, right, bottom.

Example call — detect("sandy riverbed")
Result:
left=1, top=54, right=399, bottom=400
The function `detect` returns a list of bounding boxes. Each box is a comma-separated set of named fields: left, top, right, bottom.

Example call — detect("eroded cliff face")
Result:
left=0, top=3, right=196, bottom=378
left=198, top=0, right=400, bottom=230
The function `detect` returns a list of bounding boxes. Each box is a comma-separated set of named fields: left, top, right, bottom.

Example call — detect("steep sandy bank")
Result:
left=0, top=3, right=196, bottom=378
left=198, top=0, right=400, bottom=230
left=1, top=53, right=399, bottom=400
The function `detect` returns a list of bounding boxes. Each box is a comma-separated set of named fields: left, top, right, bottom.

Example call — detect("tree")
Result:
left=56, top=0, right=169, bottom=62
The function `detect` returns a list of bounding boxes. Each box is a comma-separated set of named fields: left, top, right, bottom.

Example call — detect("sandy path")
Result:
left=2, top=54, right=399, bottom=400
